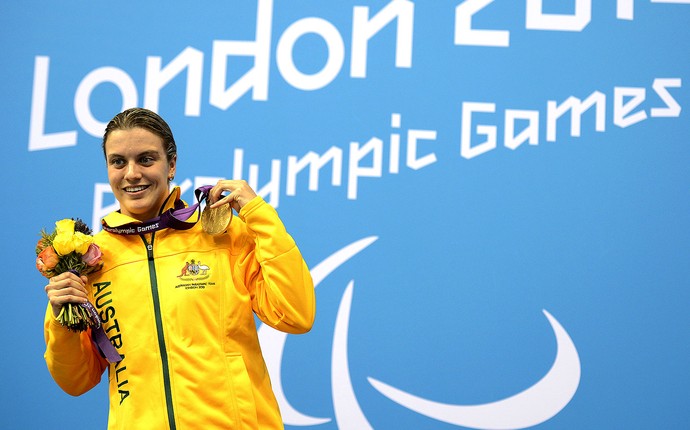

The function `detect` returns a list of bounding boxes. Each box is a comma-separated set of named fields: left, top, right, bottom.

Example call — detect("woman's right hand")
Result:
left=45, top=272, right=89, bottom=318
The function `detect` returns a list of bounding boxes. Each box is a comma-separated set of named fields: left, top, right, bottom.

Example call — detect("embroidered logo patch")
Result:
left=177, top=259, right=210, bottom=279
left=175, top=259, right=213, bottom=290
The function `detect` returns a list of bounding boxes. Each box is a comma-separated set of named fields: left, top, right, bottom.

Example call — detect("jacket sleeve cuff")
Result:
left=238, top=195, right=265, bottom=221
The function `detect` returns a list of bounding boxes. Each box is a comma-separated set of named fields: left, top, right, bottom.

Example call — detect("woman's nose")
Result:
left=124, top=162, right=142, bottom=180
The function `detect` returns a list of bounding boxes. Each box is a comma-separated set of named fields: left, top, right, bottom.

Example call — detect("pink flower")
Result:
left=82, top=243, right=103, bottom=267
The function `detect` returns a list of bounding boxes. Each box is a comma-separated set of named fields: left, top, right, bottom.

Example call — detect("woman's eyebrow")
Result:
left=107, top=150, right=159, bottom=159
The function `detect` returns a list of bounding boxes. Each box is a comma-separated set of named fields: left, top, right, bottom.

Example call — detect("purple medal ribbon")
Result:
left=102, top=185, right=213, bottom=235
left=67, top=270, right=122, bottom=363
left=82, top=302, right=122, bottom=363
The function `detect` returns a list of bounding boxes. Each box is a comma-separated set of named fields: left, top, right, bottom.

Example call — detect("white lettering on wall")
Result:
left=460, top=80, right=682, bottom=155
left=505, top=109, right=540, bottom=150
left=452, top=0, right=683, bottom=48
left=74, top=67, right=138, bottom=137
left=28, top=56, right=77, bottom=151
left=526, top=0, right=592, bottom=32
left=90, top=72, right=683, bottom=223
left=651, top=78, right=682, bottom=117
left=547, top=91, right=606, bottom=142
left=145, top=47, right=204, bottom=116
left=461, top=102, right=497, bottom=159
left=406, top=129, right=437, bottom=170
left=210, top=0, right=273, bottom=110
left=455, top=0, right=510, bottom=47
left=277, top=18, right=345, bottom=91
left=351, top=0, right=414, bottom=78
left=348, top=138, right=383, bottom=200
left=614, top=87, right=647, bottom=128
left=286, top=148, right=343, bottom=196
left=29, top=0, right=418, bottom=148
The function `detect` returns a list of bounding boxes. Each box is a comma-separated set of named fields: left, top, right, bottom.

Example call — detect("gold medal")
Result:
left=201, top=204, right=232, bottom=235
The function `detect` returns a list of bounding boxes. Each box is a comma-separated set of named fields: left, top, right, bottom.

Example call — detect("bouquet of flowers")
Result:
left=36, top=218, right=103, bottom=332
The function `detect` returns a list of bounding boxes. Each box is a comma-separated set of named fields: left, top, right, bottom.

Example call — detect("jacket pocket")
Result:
left=224, top=352, right=258, bottom=429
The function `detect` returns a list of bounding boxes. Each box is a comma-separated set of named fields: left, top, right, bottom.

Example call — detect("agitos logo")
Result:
left=259, top=237, right=581, bottom=429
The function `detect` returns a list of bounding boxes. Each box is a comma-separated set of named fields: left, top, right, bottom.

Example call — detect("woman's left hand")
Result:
left=208, top=179, right=258, bottom=213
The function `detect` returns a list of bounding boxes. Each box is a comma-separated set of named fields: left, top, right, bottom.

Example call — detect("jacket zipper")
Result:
left=142, top=234, right=177, bottom=430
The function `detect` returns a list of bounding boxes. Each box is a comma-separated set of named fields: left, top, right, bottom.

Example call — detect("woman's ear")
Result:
left=168, top=155, right=177, bottom=181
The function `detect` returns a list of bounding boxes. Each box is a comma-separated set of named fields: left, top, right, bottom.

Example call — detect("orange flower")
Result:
left=36, top=246, right=59, bottom=277
left=36, top=237, right=47, bottom=254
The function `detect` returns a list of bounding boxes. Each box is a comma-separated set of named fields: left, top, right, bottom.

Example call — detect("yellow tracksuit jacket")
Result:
left=44, top=188, right=315, bottom=429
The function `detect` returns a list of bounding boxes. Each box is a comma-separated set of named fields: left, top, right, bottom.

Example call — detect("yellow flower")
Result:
left=55, top=219, right=75, bottom=235
left=72, top=232, right=93, bottom=255
left=53, top=219, right=78, bottom=255
left=52, top=231, right=75, bottom=255
left=53, top=219, right=93, bottom=255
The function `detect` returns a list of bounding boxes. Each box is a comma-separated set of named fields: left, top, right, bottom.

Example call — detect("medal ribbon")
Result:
left=84, top=302, right=123, bottom=363
left=66, top=270, right=122, bottom=363
left=102, top=185, right=213, bottom=235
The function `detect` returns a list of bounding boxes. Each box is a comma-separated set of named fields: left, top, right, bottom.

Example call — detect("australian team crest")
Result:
left=177, top=259, right=211, bottom=281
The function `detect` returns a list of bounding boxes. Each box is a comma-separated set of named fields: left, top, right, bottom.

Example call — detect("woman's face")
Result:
left=104, top=127, right=176, bottom=222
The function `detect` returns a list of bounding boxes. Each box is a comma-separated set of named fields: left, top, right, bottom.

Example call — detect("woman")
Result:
left=44, top=108, right=315, bottom=429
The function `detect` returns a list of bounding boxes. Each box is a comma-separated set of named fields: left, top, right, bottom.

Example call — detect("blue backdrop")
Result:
left=2, top=1, right=689, bottom=429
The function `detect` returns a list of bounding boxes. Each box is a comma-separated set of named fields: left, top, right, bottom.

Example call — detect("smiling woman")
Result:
left=42, top=107, right=316, bottom=430
left=105, top=128, right=176, bottom=222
